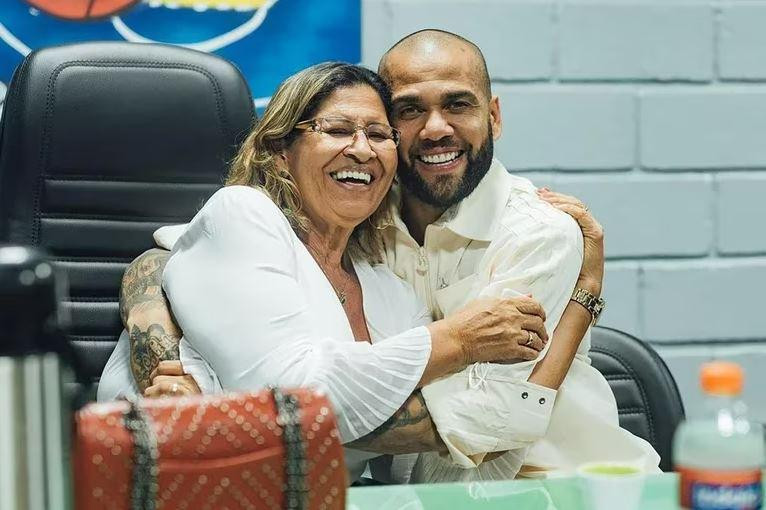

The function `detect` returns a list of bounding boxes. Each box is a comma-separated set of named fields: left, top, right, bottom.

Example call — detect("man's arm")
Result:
left=347, top=391, right=447, bottom=454
left=120, top=248, right=181, bottom=392
left=349, top=285, right=592, bottom=458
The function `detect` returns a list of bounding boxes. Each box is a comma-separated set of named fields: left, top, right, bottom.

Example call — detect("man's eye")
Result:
left=397, top=106, right=421, bottom=119
left=448, top=101, right=471, bottom=111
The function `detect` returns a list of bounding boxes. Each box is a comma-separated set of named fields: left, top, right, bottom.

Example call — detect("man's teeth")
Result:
left=419, top=151, right=461, bottom=164
left=330, top=170, right=372, bottom=184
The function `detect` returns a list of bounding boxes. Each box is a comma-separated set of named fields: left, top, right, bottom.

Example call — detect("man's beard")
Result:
left=397, top=127, right=494, bottom=209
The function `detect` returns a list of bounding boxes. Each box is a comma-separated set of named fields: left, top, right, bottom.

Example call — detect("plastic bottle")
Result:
left=674, top=361, right=765, bottom=510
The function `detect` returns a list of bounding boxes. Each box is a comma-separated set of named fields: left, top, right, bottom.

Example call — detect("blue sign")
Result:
left=0, top=0, right=361, bottom=109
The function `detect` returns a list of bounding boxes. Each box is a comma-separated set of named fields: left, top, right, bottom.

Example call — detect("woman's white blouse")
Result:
left=162, top=186, right=432, bottom=445
left=98, top=186, right=432, bottom=456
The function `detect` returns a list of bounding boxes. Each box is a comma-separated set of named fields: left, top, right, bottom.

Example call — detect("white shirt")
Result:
left=97, top=185, right=433, bottom=481
left=381, top=160, right=660, bottom=481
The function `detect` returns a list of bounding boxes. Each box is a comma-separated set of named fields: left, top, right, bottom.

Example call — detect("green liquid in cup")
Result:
left=582, top=465, right=640, bottom=476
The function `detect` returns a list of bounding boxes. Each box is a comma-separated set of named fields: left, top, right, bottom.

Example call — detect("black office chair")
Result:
left=0, top=42, right=255, bottom=386
left=590, top=326, right=685, bottom=472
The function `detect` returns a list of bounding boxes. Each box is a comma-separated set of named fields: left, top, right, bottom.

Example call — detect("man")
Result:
left=110, top=30, right=658, bottom=480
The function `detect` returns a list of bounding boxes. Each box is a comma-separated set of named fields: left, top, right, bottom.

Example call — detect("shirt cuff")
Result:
left=422, top=362, right=557, bottom=468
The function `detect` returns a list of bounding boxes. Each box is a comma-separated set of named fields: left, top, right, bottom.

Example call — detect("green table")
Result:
left=347, top=473, right=682, bottom=509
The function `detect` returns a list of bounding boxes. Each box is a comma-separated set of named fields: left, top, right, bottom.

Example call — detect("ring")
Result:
left=524, top=331, right=534, bottom=346
left=171, top=383, right=179, bottom=394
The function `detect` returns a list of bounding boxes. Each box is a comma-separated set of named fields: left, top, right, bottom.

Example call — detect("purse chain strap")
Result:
left=123, top=398, right=159, bottom=510
left=272, top=387, right=309, bottom=510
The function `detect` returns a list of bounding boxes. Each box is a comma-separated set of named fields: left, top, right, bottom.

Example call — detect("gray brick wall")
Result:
left=363, top=0, right=766, bottom=422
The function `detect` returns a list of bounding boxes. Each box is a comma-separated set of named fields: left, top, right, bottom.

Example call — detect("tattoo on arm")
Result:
left=121, top=249, right=182, bottom=391
left=129, top=323, right=180, bottom=392
left=347, top=391, right=446, bottom=454
left=120, top=249, right=171, bottom=326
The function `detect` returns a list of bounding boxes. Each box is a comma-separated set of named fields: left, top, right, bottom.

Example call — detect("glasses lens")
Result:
left=321, top=118, right=356, bottom=138
left=318, top=118, right=399, bottom=147
left=366, top=124, right=395, bottom=143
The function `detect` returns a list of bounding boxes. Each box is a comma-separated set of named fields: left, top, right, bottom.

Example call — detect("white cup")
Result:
left=577, top=462, right=646, bottom=510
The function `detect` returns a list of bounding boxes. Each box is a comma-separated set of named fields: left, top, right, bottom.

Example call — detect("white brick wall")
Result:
left=558, top=3, right=713, bottom=81
left=640, top=88, right=766, bottom=169
left=363, top=0, right=766, bottom=423
left=496, top=86, right=635, bottom=170
left=719, top=3, right=766, bottom=80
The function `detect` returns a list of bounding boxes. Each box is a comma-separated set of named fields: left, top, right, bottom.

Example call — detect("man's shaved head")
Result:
left=378, top=29, right=491, bottom=99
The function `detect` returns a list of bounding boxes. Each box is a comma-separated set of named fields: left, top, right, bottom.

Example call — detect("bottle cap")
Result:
left=700, top=361, right=743, bottom=396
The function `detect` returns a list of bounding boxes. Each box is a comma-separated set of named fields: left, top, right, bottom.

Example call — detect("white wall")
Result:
left=363, top=0, right=766, bottom=422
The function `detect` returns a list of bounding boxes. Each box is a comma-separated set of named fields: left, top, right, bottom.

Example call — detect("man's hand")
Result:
left=121, top=248, right=181, bottom=392
left=347, top=391, right=447, bottom=455
left=144, top=360, right=201, bottom=398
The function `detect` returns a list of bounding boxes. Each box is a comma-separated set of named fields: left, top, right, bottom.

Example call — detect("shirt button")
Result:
left=521, top=392, right=528, bottom=399
left=539, top=397, right=546, bottom=405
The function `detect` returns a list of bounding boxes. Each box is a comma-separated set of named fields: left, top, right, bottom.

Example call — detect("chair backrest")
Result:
left=0, top=42, right=255, bottom=383
left=590, top=326, right=685, bottom=472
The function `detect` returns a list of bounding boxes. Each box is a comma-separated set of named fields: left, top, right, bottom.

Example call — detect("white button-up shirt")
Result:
left=381, top=160, right=659, bottom=481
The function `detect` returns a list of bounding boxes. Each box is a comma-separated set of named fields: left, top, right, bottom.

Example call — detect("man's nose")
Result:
left=343, top=130, right=377, bottom=162
left=420, top=110, right=454, bottom=141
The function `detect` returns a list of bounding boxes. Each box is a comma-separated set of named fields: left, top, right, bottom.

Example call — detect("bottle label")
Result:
left=677, top=466, right=762, bottom=510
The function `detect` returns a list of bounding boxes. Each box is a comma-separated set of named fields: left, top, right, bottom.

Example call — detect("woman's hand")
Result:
left=430, top=295, right=548, bottom=367
left=538, top=188, right=604, bottom=296
left=143, top=360, right=202, bottom=398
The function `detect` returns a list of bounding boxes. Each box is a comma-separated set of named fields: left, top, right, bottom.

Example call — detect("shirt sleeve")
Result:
left=162, top=186, right=432, bottom=444
left=422, top=204, right=584, bottom=467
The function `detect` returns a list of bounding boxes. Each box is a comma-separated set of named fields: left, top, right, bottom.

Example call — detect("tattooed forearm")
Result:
left=347, top=391, right=446, bottom=454
left=121, top=248, right=182, bottom=391
left=120, top=248, right=172, bottom=326
left=129, top=323, right=181, bottom=392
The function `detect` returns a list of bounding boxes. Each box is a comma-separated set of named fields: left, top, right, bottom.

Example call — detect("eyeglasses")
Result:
left=294, top=117, right=400, bottom=147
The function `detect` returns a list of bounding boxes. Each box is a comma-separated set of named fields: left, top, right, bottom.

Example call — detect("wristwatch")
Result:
left=571, top=288, right=606, bottom=326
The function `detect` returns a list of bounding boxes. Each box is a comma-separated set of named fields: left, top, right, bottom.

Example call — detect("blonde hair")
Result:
left=225, top=62, right=394, bottom=263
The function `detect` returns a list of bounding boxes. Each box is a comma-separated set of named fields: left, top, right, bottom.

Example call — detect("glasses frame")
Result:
left=294, top=117, right=401, bottom=147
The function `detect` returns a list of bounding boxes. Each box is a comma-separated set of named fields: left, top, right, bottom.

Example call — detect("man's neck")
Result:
left=401, top=194, right=447, bottom=246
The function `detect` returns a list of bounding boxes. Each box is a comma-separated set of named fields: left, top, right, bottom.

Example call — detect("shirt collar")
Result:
left=439, top=159, right=515, bottom=242
left=387, top=159, right=515, bottom=243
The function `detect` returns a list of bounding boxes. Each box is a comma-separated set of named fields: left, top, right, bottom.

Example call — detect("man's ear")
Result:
left=489, top=95, right=502, bottom=141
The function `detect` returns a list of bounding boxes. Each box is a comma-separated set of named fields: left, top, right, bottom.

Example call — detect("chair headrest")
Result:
left=0, top=41, right=255, bottom=243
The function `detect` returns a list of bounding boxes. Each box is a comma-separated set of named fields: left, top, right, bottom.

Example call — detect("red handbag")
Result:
left=73, top=388, right=347, bottom=510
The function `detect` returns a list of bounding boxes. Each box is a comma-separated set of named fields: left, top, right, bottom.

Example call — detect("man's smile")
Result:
left=414, top=150, right=467, bottom=175
left=417, top=150, right=464, bottom=165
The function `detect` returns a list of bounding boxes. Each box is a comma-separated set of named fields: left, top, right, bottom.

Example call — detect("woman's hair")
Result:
left=226, top=62, right=395, bottom=262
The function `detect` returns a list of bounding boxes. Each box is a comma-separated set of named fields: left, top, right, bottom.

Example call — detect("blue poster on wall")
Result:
left=0, top=0, right=361, bottom=110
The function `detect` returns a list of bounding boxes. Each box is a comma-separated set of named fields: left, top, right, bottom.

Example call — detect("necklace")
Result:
left=304, top=244, right=348, bottom=305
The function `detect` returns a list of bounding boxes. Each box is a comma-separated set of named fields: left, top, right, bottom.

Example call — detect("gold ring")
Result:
left=525, top=331, right=534, bottom=346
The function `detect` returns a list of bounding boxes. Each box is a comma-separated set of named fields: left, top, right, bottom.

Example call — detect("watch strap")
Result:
left=571, top=287, right=605, bottom=326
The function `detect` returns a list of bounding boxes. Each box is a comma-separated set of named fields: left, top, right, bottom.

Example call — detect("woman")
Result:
left=99, top=62, right=558, bottom=480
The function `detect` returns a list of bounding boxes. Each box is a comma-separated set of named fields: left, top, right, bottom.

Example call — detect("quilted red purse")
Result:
left=73, top=388, right=347, bottom=510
